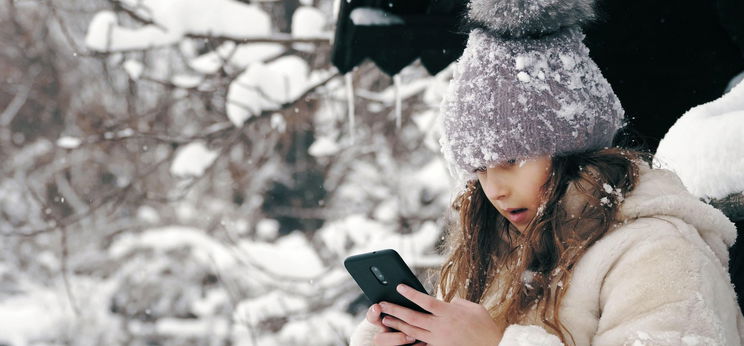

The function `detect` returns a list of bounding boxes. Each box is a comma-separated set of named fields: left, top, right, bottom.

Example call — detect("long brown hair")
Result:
left=437, top=147, right=652, bottom=344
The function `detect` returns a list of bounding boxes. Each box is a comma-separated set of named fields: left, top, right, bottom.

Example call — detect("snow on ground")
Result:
left=655, top=81, right=744, bottom=199
left=235, top=290, right=309, bottom=326
left=277, top=310, right=357, bottom=345
left=0, top=276, right=121, bottom=346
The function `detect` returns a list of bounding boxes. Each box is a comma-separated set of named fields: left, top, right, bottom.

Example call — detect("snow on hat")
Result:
left=439, top=0, right=624, bottom=182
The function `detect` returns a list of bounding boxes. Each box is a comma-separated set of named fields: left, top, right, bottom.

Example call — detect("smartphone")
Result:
left=344, top=249, right=430, bottom=313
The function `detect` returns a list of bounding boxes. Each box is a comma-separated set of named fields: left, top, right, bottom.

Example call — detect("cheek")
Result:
left=527, top=175, right=548, bottom=204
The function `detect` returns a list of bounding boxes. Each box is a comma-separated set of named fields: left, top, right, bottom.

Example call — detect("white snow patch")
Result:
left=226, top=56, right=309, bottom=127
left=373, top=198, right=399, bottom=223
left=514, top=55, right=533, bottom=70
left=277, top=310, right=356, bottom=345
left=517, top=71, right=531, bottom=83
left=234, top=291, right=308, bottom=327
left=270, top=113, right=287, bottom=133
left=56, top=136, right=81, bottom=149
left=85, top=1, right=271, bottom=52
left=292, top=6, right=326, bottom=38
left=559, top=53, right=576, bottom=70
left=170, top=141, right=219, bottom=177
left=109, top=225, right=236, bottom=267
left=189, top=42, right=283, bottom=74
left=237, top=232, right=324, bottom=279
left=156, top=317, right=230, bottom=337
left=308, top=136, right=340, bottom=157
left=136, top=205, right=160, bottom=223
left=123, top=59, right=144, bottom=79
left=350, top=7, right=404, bottom=25
left=316, top=214, right=443, bottom=267
left=171, top=73, right=202, bottom=88
left=255, top=219, right=279, bottom=241
left=556, top=102, right=582, bottom=123
left=603, top=183, right=614, bottom=194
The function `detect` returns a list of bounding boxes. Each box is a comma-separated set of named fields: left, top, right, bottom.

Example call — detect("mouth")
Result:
left=504, top=208, right=529, bottom=223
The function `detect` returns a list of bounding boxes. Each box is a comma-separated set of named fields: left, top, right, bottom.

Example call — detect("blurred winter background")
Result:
left=0, top=0, right=456, bottom=344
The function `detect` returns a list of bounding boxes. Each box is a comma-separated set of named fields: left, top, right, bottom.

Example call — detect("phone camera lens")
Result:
left=370, top=266, right=387, bottom=285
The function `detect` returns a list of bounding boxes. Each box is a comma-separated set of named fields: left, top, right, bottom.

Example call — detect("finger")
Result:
left=396, top=284, right=445, bottom=315
left=373, top=331, right=416, bottom=346
left=366, top=304, right=387, bottom=329
left=379, top=302, right=433, bottom=330
left=451, top=296, right=475, bottom=306
left=381, top=315, right=430, bottom=342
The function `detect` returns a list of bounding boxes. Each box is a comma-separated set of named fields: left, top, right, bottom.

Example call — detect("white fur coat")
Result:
left=349, top=165, right=744, bottom=345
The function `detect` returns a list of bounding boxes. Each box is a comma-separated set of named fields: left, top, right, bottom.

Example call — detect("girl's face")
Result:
left=475, top=155, right=552, bottom=232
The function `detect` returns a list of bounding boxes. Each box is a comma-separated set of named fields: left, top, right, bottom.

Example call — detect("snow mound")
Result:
left=655, top=82, right=744, bottom=200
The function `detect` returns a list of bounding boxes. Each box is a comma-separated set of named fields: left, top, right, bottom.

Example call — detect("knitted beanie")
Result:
left=439, top=0, right=625, bottom=182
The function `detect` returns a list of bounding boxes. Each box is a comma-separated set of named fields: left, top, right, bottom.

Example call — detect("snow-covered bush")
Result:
left=0, top=0, right=452, bottom=345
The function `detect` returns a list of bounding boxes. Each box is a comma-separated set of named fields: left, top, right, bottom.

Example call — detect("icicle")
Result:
left=345, top=73, right=355, bottom=142
left=393, top=74, right=402, bottom=129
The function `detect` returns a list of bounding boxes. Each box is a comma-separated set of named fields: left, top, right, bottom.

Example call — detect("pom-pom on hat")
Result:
left=439, top=0, right=624, bottom=182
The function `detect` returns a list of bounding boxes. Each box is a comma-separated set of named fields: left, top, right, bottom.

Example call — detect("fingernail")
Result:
left=397, top=284, right=407, bottom=293
left=406, top=336, right=415, bottom=342
left=379, top=302, right=387, bottom=309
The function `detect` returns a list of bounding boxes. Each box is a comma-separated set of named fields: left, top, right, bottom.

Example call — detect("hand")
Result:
left=366, top=302, right=426, bottom=346
left=377, top=284, right=506, bottom=346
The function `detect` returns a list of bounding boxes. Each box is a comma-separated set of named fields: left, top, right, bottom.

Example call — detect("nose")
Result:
left=480, top=172, right=509, bottom=201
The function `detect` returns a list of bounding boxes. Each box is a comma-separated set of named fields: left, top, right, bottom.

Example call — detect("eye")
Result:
left=506, top=159, right=517, bottom=165
left=473, top=166, right=486, bottom=173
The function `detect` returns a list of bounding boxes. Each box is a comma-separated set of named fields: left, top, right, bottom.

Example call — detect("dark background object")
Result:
left=331, top=0, right=469, bottom=76
left=584, top=0, right=744, bottom=152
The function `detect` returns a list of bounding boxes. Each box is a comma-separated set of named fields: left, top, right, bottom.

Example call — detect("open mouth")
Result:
left=506, top=208, right=529, bottom=224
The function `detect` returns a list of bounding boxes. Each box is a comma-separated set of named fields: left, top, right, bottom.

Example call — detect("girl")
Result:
left=349, top=0, right=744, bottom=345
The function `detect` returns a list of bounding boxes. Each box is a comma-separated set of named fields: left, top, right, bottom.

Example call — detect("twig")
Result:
left=45, top=0, right=84, bottom=55
left=60, top=224, right=81, bottom=316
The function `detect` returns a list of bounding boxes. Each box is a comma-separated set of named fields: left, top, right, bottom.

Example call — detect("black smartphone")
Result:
left=344, top=249, right=430, bottom=313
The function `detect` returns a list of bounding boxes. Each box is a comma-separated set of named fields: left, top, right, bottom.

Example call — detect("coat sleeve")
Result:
left=592, top=233, right=737, bottom=345
left=498, top=324, right=564, bottom=346
left=349, top=319, right=381, bottom=346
